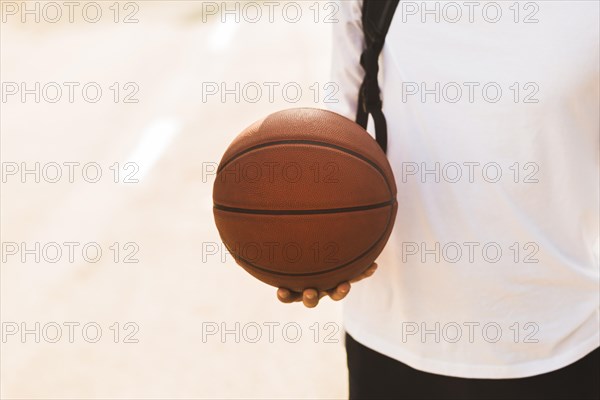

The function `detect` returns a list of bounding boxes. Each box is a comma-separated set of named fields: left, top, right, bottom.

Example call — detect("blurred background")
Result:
left=0, top=1, right=348, bottom=398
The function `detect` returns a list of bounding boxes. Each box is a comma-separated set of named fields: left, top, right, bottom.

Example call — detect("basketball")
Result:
left=213, top=108, right=397, bottom=292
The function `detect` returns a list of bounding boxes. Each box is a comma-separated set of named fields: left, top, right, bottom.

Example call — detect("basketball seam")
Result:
left=216, top=140, right=394, bottom=197
left=220, top=201, right=397, bottom=277
left=213, top=200, right=394, bottom=215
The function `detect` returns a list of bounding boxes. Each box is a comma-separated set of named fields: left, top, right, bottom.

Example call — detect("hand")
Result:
left=276, top=263, right=378, bottom=308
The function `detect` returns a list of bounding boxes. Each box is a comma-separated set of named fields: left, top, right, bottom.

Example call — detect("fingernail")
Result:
left=279, top=290, right=288, bottom=298
left=340, top=286, right=348, bottom=294
left=306, top=292, right=315, bottom=299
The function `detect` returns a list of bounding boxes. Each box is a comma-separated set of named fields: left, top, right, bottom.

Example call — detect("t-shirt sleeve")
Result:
left=328, top=0, right=365, bottom=121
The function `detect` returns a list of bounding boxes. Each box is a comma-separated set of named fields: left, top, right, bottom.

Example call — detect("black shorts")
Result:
left=346, top=333, right=600, bottom=400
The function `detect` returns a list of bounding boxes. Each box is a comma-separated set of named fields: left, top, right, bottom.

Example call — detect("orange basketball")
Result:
left=213, top=108, right=397, bottom=292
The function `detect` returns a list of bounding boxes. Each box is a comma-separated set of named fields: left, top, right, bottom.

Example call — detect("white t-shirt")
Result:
left=330, top=0, right=599, bottom=379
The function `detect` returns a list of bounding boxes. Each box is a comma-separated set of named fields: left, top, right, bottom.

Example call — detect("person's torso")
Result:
left=344, top=0, right=600, bottom=378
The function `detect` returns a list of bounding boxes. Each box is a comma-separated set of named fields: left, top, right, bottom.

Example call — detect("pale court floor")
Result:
left=0, top=2, right=348, bottom=399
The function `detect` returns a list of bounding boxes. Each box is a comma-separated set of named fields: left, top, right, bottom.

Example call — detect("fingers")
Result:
left=302, top=288, right=320, bottom=308
left=277, top=288, right=301, bottom=304
left=349, top=262, right=378, bottom=284
left=328, top=281, right=351, bottom=301
left=277, top=263, right=378, bottom=306
left=277, top=287, right=323, bottom=307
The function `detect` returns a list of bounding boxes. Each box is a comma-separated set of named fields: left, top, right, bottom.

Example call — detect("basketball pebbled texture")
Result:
left=213, top=108, right=397, bottom=292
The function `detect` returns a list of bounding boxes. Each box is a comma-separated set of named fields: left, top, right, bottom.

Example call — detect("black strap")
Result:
left=356, top=0, right=399, bottom=154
